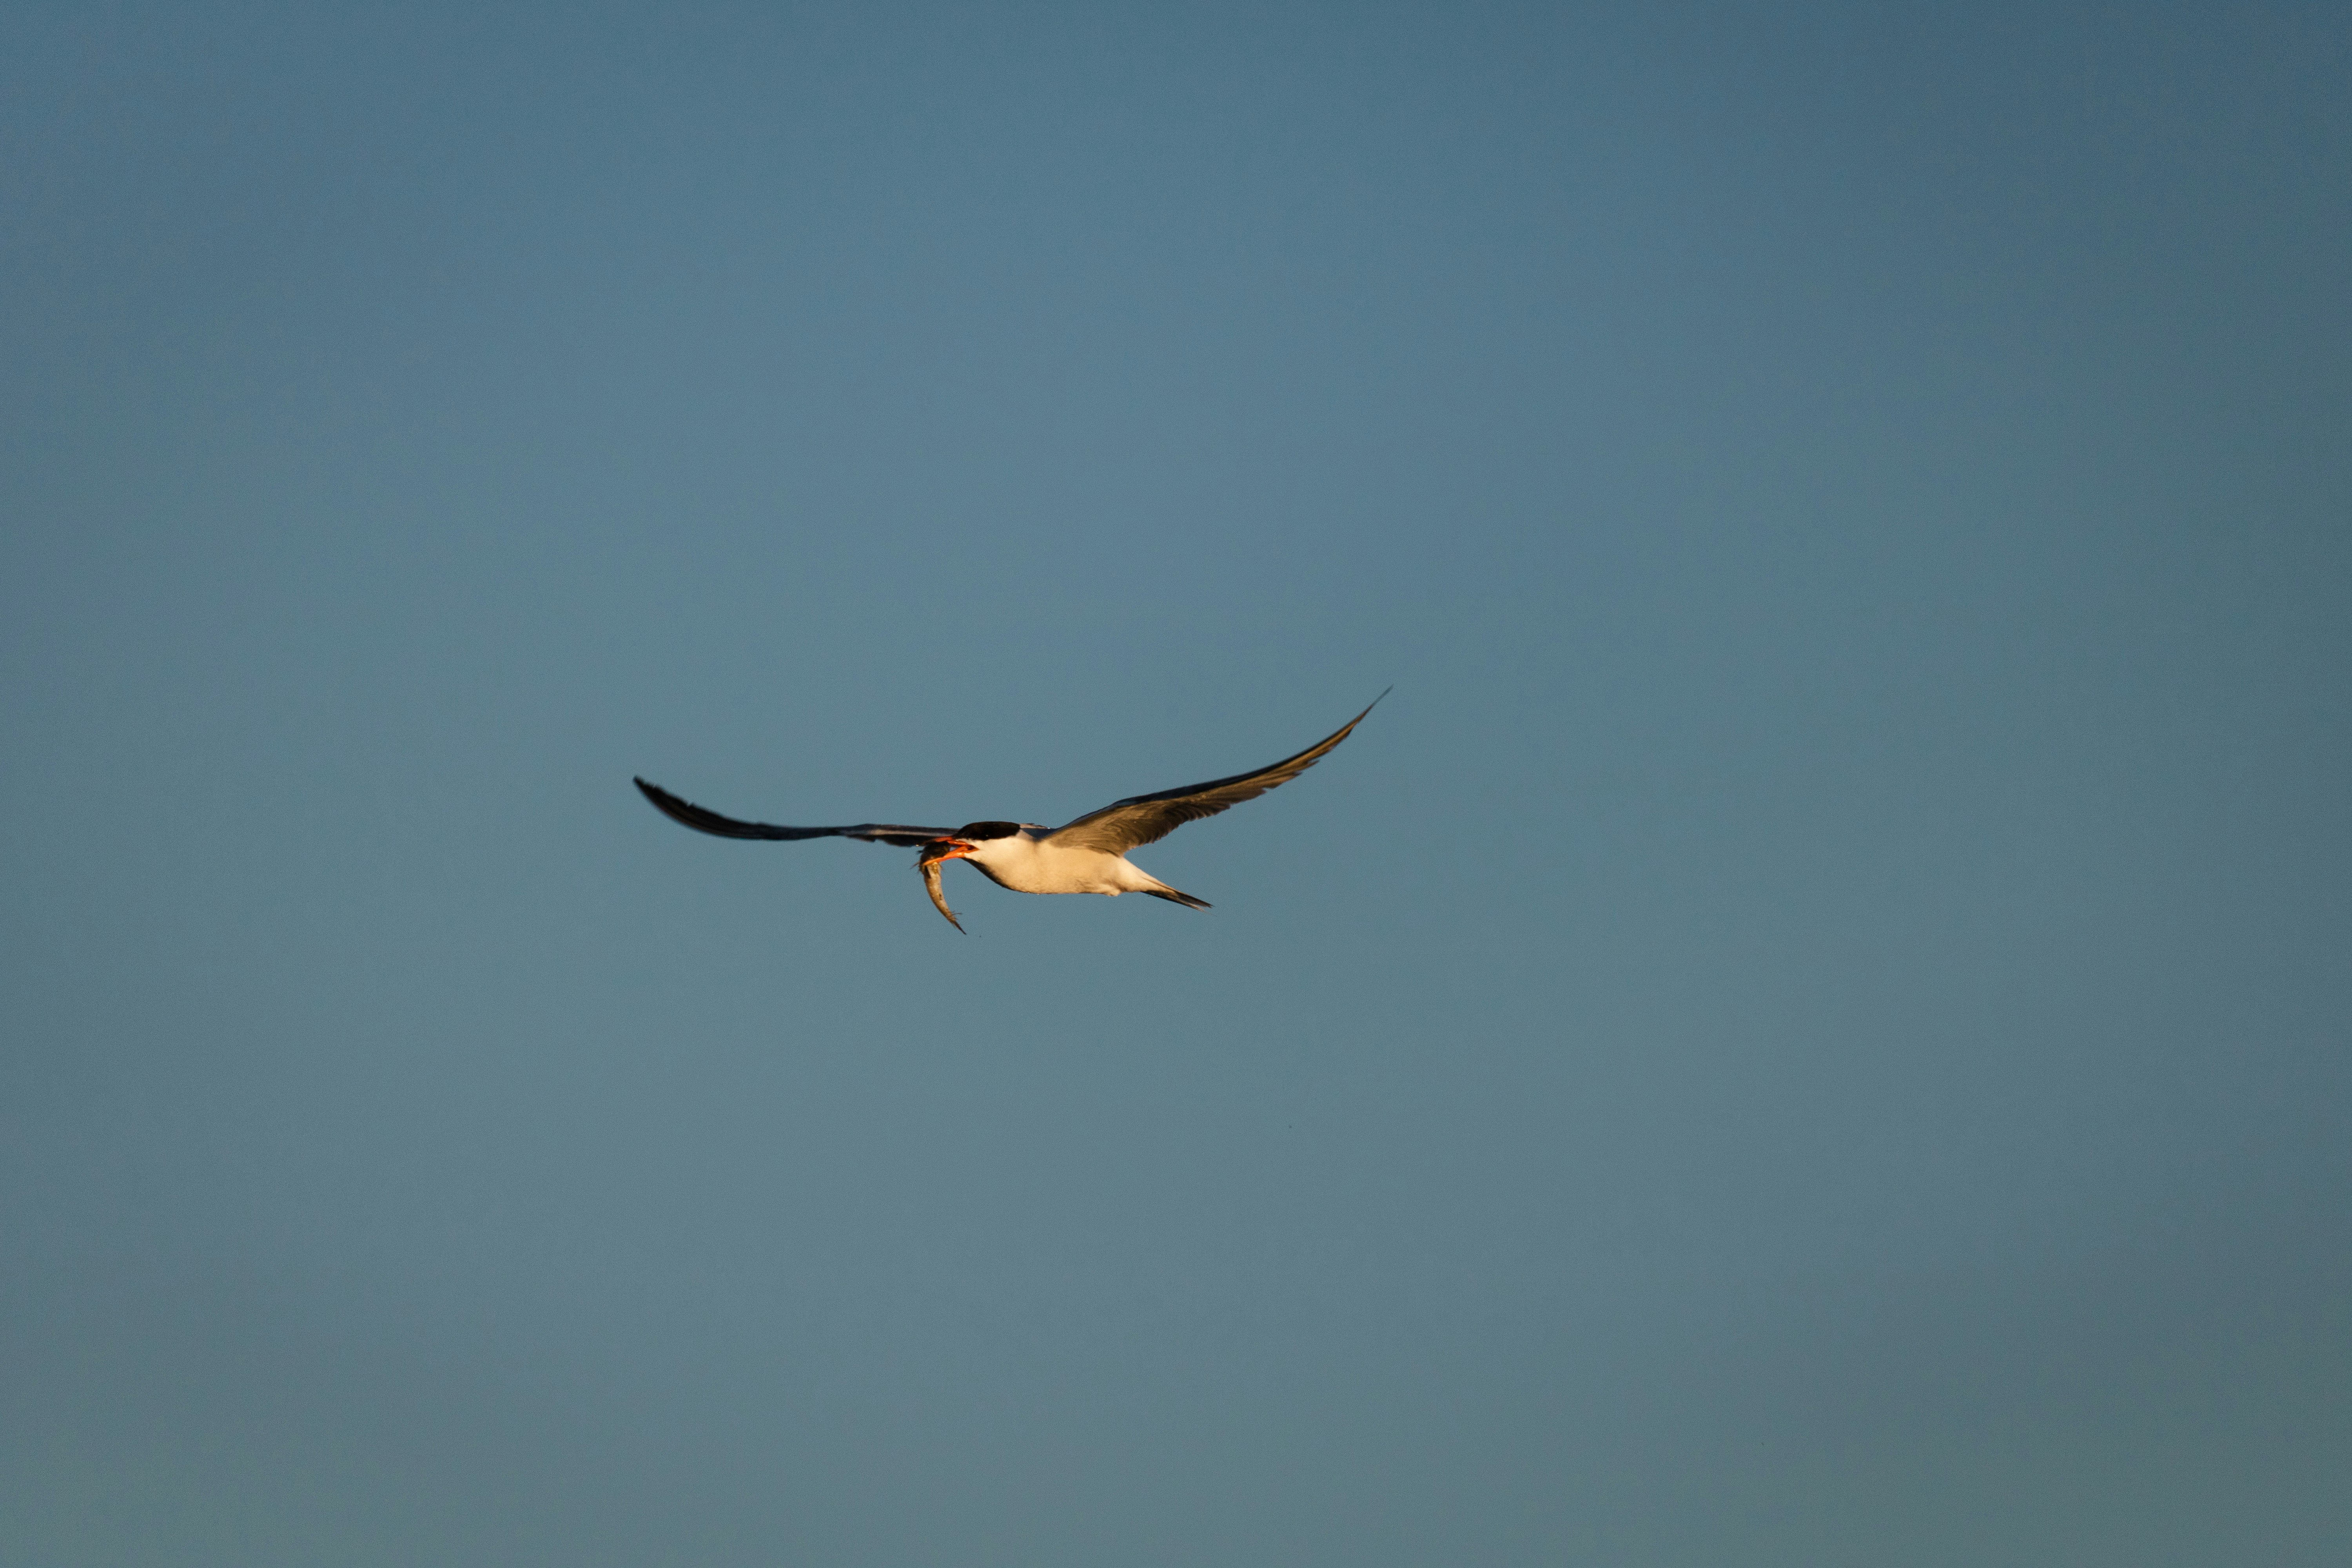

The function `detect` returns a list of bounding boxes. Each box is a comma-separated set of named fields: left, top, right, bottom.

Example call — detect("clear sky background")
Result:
left=4, top=3, right=2347, bottom=1563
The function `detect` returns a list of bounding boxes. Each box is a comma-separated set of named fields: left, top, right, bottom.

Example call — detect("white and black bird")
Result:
left=634, top=693, right=1385, bottom=931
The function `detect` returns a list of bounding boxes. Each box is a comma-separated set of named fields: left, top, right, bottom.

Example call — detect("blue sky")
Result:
left=4, top=4, right=2347, bottom=1563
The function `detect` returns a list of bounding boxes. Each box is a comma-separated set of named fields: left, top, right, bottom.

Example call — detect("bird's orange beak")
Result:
left=918, top=838, right=976, bottom=866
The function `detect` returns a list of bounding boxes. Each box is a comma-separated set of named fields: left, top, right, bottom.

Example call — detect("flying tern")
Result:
left=634, top=693, right=1385, bottom=931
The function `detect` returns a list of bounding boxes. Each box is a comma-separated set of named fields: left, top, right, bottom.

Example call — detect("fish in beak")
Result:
left=916, top=839, right=976, bottom=932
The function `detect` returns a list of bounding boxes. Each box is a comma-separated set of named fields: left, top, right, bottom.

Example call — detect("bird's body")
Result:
left=635, top=693, right=1383, bottom=931
left=949, top=829, right=1198, bottom=900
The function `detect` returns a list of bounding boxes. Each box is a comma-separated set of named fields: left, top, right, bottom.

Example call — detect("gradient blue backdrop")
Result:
left=4, top=3, right=2347, bottom=1563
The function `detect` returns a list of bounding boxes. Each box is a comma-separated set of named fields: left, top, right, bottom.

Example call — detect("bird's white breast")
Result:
left=964, top=831, right=1146, bottom=896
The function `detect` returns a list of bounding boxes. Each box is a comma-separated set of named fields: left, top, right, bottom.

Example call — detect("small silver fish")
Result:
left=918, top=851, right=967, bottom=933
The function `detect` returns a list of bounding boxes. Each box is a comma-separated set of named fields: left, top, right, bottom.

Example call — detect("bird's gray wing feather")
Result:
left=1042, top=692, right=1385, bottom=856
left=633, top=779, right=949, bottom=848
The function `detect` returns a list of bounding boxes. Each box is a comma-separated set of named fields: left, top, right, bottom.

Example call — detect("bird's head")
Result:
left=918, top=821, right=1023, bottom=867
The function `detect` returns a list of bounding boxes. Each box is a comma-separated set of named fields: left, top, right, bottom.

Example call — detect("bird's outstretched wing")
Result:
left=1043, top=691, right=1386, bottom=856
left=633, top=779, right=950, bottom=848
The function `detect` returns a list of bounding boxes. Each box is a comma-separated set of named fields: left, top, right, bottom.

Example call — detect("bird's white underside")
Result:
left=956, top=831, right=1177, bottom=898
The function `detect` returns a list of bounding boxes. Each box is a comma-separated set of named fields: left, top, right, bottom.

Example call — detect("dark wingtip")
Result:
left=635, top=777, right=689, bottom=817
